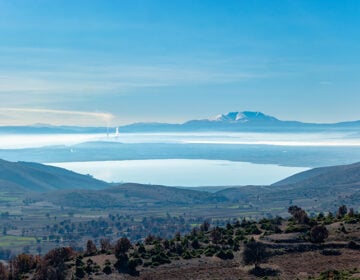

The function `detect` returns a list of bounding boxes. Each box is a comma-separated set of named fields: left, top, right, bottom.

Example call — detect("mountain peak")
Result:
left=211, top=111, right=277, bottom=123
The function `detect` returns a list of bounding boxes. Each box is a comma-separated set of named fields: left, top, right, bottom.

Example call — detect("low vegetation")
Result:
left=1, top=205, right=360, bottom=279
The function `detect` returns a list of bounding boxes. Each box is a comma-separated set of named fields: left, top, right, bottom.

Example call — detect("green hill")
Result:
left=0, top=159, right=109, bottom=192
left=44, top=183, right=229, bottom=208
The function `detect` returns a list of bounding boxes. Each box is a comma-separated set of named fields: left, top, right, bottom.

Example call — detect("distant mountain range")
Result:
left=120, top=111, right=360, bottom=132
left=1, top=111, right=360, bottom=133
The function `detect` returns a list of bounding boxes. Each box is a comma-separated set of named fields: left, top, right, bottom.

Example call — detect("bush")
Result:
left=203, top=245, right=220, bottom=257
left=348, top=241, right=360, bottom=250
left=321, top=249, right=341, bottom=256
left=285, top=224, right=309, bottom=233
left=244, top=224, right=262, bottom=235
left=128, top=258, right=141, bottom=274
left=75, top=266, right=85, bottom=278
left=215, top=249, right=234, bottom=260
left=102, top=265, right=112, bottom=275
left=181, top=251, right=192, bottom=259
left=310, top=225, right=328, bottom=243
left=152, top=252, right=171, bottom=264
left=317, top=269, right=351, bottom=280
left=191, top=238, right=200, bottom=249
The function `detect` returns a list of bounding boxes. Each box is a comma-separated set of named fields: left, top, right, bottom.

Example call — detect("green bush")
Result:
left=181, top=250, right=192, bottom=259
left=244, top=224, right=262, bottom=235
left=152, top=252, right=171, bottom=264
left=316, top=269, right=351, bottom=280
left=215, top=249, right=234, bottom=260
left=102, top=265, right=112, bottom=275
left=285, top=224, right=309, bottom=233
left=203, top=245, right=220, bottom=257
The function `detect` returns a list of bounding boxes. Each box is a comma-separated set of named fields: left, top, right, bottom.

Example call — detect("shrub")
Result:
left=321, top=249, right=341, bottom=256
left=310, top=225, right=328, bottom=243
left=285, top=224, right=309, bottom=233
left=102, top=265, right=112, bottom=275
left=348, top=241, right=360, bottom=250
left=244, top=224, right=262, bottom=235
left=203, top=245, right=220, bottom=257
left=152, top=252, right=171, bottom=264
left=75, top=266, right=85, bottom=278
left=191, top=238, right=200, bottom=249
left=216, top=250, right=234, bottom=260
left=181, top=251, right=192, bottom=259
left=128, top=258, right=141, bottom=274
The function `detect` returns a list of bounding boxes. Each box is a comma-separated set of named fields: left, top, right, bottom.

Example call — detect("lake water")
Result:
left=48, top=159, right=308, bottom=187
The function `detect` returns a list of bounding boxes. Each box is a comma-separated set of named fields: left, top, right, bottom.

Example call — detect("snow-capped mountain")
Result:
left=210, top=111, right=279, bottom=123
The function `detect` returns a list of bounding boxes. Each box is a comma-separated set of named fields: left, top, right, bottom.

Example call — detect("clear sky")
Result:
left=0, top=0, right=359, bottom=126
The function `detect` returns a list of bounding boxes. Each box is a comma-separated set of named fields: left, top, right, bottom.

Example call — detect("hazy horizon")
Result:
left=2, top=109, right=360, bottom=127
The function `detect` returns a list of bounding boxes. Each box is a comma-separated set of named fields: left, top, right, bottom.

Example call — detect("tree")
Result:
left=86, top=240, right=97, bottom=256
left=100, top=238, right=111, bottom=253
left=34, top=247, right=73, bottom=280
left=243, top=239, right=266, bottom=269
left=211, top=227, right=222, bottom=244
left=348, top=208, right=355, bottom=217
left=10, top=253, right=37, bottom=278
left=200, top=220, right=210, bottom=232
left=288, top=205, right=309, bottom=224
left=337, top=205, right=347, bottom=218
left=114, top=238, right=132, bottom=273
left=115, top=238, right=131, bottom=259
left=310, top=225, right=328, bottom=243
left=0, top=262, right=8, bottom=280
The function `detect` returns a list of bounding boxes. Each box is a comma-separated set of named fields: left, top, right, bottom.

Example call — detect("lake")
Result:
left=48, top=159, right=308, bottom=187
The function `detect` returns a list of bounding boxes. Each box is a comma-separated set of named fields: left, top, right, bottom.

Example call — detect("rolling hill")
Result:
left=0, top=159, right=109, bottom=192
left=217, top=161, right=360, bottom=211
left=273, top=161, right=360, bottom=188
left=42, top=183, right=229, bottom=208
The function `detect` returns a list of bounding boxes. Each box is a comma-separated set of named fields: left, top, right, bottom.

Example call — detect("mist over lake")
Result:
left=1, top=131, right=360, bottom=149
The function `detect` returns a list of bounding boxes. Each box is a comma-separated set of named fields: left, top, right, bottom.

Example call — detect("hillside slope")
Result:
left=43, top=183, right=229, bottom=208
left=217, top=161, right=360, bottom=211
left=273, top=161, right=360, bottom=187
left=0, top=159, right=109, bottom=192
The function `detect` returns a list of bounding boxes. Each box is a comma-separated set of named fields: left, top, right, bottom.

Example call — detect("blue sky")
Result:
left=0, top=0, right=359, bottom=126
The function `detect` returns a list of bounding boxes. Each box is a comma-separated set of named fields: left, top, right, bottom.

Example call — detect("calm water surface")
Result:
left=48, top=159, right=308, bottom=187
